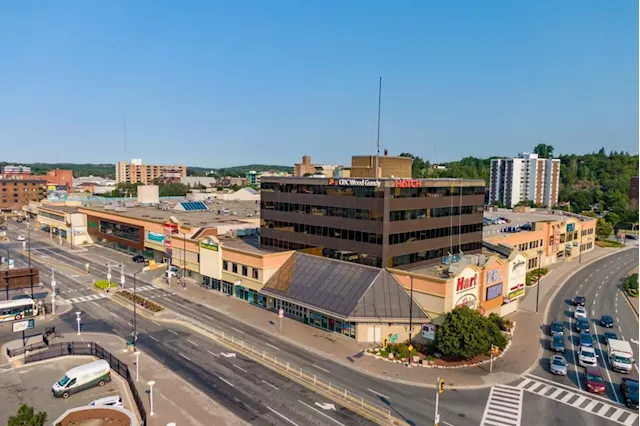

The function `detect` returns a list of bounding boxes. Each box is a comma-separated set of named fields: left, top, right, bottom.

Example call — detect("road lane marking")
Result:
left=231, top=326, right=244, bottom=334
left=595, top=292, right=598, bottom=298
left=168, top=329, right=178, bottom=336
left=202, top=314, right=214, bottom=321
left=480, top=385, right=523, bottom=426
left=298, top=399, right=345, bottom=426
left=233, top=364, right=247, bottom=373
left=267, top=407, right=299, bottom=426
left=567, top=316, right=583, bottom=391
left=178, top=352, right=192, bottom=362
left=368, top=389, right=389, bottom=400
left=149, top=335, right=159, bottom=342
left=591, top=319, right=621, bottom=404
left=266, top=343, right=280, bottom=350
left=218, top=376, right=235, bottom=387
left=207, top=350, right=219, bottom=358
left=151, top=320, right=160, bottom=326
left=186, top=339, right=199, bottom=347
left=312, top=364, right=331, bottom=373
left=175, top=302, right=188, bottom=309
left=262, top=380, right=279, bottom=390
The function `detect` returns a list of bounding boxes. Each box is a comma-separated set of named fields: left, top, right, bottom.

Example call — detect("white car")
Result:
left=16, top=235, right=25, bottom=241
left=578, top=345, right=598, bottom=367
left=574, top=306, right=587, bottom=319
left=89, top=395, right=124, bottom=408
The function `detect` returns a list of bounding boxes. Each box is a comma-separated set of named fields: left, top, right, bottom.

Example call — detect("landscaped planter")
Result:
left=115, top=290, right=164, bottom=315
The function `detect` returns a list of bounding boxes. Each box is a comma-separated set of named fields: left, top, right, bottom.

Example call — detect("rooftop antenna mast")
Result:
left=123, top=112, right=127, bottom=159
left=375, top=77, right=382, bottom=178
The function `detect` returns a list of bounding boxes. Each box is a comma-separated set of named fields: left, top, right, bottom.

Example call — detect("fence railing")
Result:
left=24, top=342, right=147, bottom=426
left=164, top=312, right=400, bottom=425
left=6, top=339, right=48, bottom=357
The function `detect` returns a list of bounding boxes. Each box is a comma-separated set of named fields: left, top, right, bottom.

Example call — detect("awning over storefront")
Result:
left=260, top=253, right=431, bottom=322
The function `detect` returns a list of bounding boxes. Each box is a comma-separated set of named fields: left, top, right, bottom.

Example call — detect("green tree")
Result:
left=596, top=218, right=614, bottom=240
left=604, top=212, right=621, bottom=226
left=533, top=144, right=555, bottom=158
left=399, top=153, right=430, bottom=178
left=8, top=404, right=47, bottom=426
left=515, top=200, right=536, bottom=208
left=436, top=306, right=508, bottom=359
left=159, top=183, right=188, bottom=197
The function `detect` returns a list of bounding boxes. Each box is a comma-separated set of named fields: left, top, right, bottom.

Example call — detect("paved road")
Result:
left=522, top=248, right=640, bottom=425
left=2, top=228, right=490, bottom=426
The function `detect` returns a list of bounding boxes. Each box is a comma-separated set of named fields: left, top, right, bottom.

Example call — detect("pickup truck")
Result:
left=608, top=339, right=634, bottom=373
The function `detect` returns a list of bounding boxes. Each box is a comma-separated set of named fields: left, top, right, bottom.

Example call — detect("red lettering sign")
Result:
left=394, top=179, right=422, bottom=188
left=456, top=274, right=478, bottom=292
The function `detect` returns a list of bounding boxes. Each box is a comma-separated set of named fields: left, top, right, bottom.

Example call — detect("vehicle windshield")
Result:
left=614, top=356, right=631, bottom=364
left=57, top=375, right=70, bottom=387
left=603, top=316, right=612, bottom=322
left=552, top=358, right=565, bottom=366
left=552, top=324, right=562, bottom=331
left=581, top=350, right=594, bottom=358
left=581, top=335, right=592, bottom=342
left=587, top=373, right=604, bottom=383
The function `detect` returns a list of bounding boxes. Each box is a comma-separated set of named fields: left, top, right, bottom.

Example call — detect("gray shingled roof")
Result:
left=261, top=253, right=430, bottom=321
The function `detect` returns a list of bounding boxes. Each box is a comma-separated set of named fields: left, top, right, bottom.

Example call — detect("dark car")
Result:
left=604, top=331, right=618, bottom=344
left=579, top=331, right=593, bottom=347
left=0, top=225, right=6, bottom=231
left=132, top=255, right=145, bottom=263
left=600, top=315, right=614, bottom=328
left=550, top=334, right=565, bottom=353
left=550, top=321, right=564, bottom=336
left=573, top=296, right=586, bottom=306
left=585, top=366, right=606, bottom=394
left=576, top=318, right=590, bottom=332
left=621, top=378, right=639, bottom=409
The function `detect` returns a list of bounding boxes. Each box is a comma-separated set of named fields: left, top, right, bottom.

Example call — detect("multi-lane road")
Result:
left=1, top=221, right=638, bottom=426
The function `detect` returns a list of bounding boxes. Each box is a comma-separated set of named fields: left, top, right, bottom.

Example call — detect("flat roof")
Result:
left=408, top=250, right=506, bottom=278
left=39, top=205, right=79, bottom=214
left=483, top=210, right=595, bottom=239
left=218, top=234, right=275, bottom=255
left=80, top=200, right=260, bottom=228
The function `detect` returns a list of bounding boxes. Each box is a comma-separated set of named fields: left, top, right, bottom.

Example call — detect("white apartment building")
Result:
left=489, top=152, right=560, bottom=208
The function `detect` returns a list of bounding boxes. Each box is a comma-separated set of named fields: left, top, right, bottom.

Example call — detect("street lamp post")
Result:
left=147, top=381, right=156, bottom=416
left=75, top=311, right=82, bottom=335
left=536, top=250, right=543, bottom=313
left=51, top=273, right=56, bottom=315
left=407, top=275, right=414, bottom=344
left=27, top=223, right=33, bottom=298
left=134, top=350, right=141, bottom=381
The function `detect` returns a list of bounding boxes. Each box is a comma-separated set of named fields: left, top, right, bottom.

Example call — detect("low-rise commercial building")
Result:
left=0, top=178, right=46, bottom=211
left=34, top=204, right=91, bottom=246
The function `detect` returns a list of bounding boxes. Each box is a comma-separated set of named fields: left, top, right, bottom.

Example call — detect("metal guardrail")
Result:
left=165, top=312, right=400, bottom=425
left=24, top=342, right=147, bottom=426
left=7, top=340, right=48, bottom=357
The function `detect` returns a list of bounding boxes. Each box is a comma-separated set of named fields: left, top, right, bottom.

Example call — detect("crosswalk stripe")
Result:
left=517, top=376, right=638, bottom=425
left=481, top=385, right=523, bottom=426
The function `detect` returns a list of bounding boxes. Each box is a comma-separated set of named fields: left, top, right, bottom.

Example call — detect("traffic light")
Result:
left=438, top=378, right=445, bottom=394
left=491, top=345, right=500, bottom=356
left=383, top=338, right=388, bottom=349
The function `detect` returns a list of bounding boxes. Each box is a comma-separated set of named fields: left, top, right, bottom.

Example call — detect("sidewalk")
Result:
left=6, top=333, right=247, bottom=426
left=28, top=229, right=628, bottom=388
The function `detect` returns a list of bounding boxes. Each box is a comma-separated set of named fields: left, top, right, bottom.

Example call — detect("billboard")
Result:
left=47, top=185, right=68, bottom=201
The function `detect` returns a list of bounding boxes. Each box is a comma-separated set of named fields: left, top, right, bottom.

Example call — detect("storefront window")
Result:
left=99, top=219, right=140, bottom=243
left=222, top=281, right=234, bottom=295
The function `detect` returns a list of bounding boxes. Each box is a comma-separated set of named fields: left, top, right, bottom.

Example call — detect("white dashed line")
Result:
left=179, top=352, right=192, bottom=362
left=218, top=376, right=235, bottom=387
left=266, top=343, right=280, bottom=351
left=149, top=335, right=159, bottom=342
left=186, top=339, right=199, bottom=347
left=233, top=364, right=247, bottom=373
left=313, top=364, right=331, bottom=373
left=262, top=380, right=280, bottom=391
left=207, top=350, right=219, bottom=358
left=595, top=292, right=598, bottom=298
left=231, top=326, right=244, bottom=334
left=368, top=389, right=390, bottom=400
left=168, top=329, right=178, bottom=336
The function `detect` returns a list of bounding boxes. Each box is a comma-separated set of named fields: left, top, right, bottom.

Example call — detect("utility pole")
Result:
left=535, top=250, right=542, bottom=313
left=407, top=275, right=414, bottom=344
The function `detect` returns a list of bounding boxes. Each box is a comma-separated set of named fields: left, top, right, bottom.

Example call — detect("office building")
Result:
left=0, top=178, right=46, bottom=211
left=260, top=176, right=485, bottom=269
left=489, top=152, right=560, bottom=208
left=46, top=169, right=74, bottom=188
left=115, top=159, right=187, bottom=184
left=293, top=155, right=342, bottom=177
left=630, top=176, right=639, bottom=209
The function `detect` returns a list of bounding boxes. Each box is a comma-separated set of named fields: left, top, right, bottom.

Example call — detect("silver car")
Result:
left=550, top=355, right=567, bottom=376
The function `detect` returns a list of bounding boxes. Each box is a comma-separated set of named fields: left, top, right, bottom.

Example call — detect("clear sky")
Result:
left=1, top=1, right=637, bottom=167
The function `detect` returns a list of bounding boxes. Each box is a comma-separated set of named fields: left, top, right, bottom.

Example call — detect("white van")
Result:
left=52, top=360, right=112, bottom=399
left=89, top=395, right=124, bottom=408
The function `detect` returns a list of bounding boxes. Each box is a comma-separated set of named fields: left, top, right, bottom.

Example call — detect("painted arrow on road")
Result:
left=221, top=352, right=236, bottom=358
left=630, top=339, right=639, bottom=345
left=315, top=402, right=336, bottom=411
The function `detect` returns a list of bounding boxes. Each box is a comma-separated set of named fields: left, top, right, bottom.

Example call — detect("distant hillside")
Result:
left=188, top=164, right=292, bottom=177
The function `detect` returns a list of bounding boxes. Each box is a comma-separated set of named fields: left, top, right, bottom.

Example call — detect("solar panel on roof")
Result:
left=179, top=201, right=207, bottom=211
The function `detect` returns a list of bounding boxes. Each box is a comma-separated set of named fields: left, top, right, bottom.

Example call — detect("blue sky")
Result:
left=1, top=1, right=637, bottom=167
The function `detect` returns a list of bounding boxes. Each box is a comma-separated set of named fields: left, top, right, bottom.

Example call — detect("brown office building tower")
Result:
left=260, top=177, right=485, bottom=269
left=0, top=178, right=47, bottom=211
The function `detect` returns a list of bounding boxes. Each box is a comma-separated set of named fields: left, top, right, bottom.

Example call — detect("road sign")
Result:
left=13, top=319, right=34, bottom=333
left=278, top=309, right=284, bottom=318
left=8, top=259, right=14, bottom=270
left=434, top=414, right=440, bottom=425
left=389, top=334, right=398, bottom=343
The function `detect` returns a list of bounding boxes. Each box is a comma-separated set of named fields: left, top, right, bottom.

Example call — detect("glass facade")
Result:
left=389, top=205, right=483, bottom=221
left=99, top=219, right=140, bottom=243
left=262, top=201, right=383, bottom=221
left=262, top=182, right=383, bottom=198
left=389, top=223, right=483, bottom=245
left=391, top=241, right=483, bottom=267
left=261, top=220, right=383, bottom=244
left=390, top=185, right=484, bottom=198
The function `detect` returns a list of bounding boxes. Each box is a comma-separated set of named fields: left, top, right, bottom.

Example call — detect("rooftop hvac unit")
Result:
left=228, top=229, right=237, bottom=239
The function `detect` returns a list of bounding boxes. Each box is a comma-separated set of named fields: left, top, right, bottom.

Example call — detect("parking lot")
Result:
left=0, top=357, right=132, bottom=422
left=483, top=210, right=568, bottom=238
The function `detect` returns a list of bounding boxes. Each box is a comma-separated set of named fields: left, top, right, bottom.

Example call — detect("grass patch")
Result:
left=526, top=268, right=549, bottom=286
left=624, top=273, right=639, bottom=298
left=595, top=239, right=624, bottom=248
left=94, top=280, right=118, bottom=290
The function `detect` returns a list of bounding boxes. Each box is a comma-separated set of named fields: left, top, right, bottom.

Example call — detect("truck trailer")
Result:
left=608, top=339, right=634, bottom=373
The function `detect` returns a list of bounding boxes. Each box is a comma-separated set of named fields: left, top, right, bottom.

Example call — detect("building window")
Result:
left=389, top=223, right=483, bottom=245
left=223, top=260, right=228, bottom=271
left=98, top=219, right=140, bottom=243
left=391, top=241, right=482, bottom=267
left=232, top=263, right=238, bottom=274
left=252, top=268, right=259, bottom=279
left=242, top=265, right=248, bottom=276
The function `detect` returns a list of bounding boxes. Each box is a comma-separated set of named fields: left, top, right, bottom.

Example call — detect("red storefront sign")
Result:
left=456, top=274, right=478, bottom=292
left=394, top=179, right=422, bottom=188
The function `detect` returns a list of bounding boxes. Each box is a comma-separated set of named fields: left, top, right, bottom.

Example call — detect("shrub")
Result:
left=436, top=306, right=508, bottom=359
left=384, top=343, right=417, bottom=359
left=118, top=290, right=163, bottom=312
left=624, top=274, right=639, bottom=297
left=94, top=280, right=117, bottom=290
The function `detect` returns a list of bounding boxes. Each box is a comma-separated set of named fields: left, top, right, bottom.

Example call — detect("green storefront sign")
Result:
left=200, top=241, right=219, bottom=251
left=88, top=221, right=98, bottom=228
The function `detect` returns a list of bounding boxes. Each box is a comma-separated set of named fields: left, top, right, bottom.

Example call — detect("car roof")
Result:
left=553, top=334, right=563, bottom=340
left=552, top=320, right=563, bottom=325
left=585, top=365, right=602, bottom=376
left=552, top=354, right=564, bottom=361
left=623, top=378, right=639, bottom=387
left=602, top=314, right=612, bottom=318
left=91, top=395, right=121, bottom=404
left=580, top=345, right=596, bottom=352
left=576, top=295, right=585, bottom=299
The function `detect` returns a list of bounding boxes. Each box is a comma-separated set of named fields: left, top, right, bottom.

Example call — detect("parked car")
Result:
left=573, top=295, right=586, bottom=306
left=585, top=366, right=606, bottom=394
left=132, top=255, right=145, bottom=263
left=576, top=318, right=590, bottom=332
left=89, top=395, right=124, bottom=408
left=600, top=314, right=614, bottom=328
left=550, top=355, right=567, bottom=376
left=604, top=331, right=618, bottom=344
left=574, top=306, right=587, bottom=319
left=621, top=378, right=639, bottom=409
left=550, top=334, right=565, bottom=353
left=0, top=225, right=6, bottom=230
left=499, top=217, right=512, bottom=223
left=578, top=346, right=598, bottom=367
left=16, top=235, right=25, bottom=241
left=550, top=321, right=564, bottom=336
left=579, top=331, right=594, bottom=347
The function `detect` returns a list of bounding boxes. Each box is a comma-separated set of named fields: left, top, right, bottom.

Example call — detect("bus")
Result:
left=0, top=298, right=38, bottom=322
